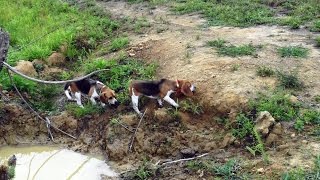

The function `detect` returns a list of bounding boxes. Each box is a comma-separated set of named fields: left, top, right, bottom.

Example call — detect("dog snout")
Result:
left=190, top=84, right=196, bottom=92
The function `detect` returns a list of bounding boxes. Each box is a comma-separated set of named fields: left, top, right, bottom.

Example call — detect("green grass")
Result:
left=277, top=71, right=304, bottom=89
left=180, top=99, right=204, bottom=115
left=278, top=46, right=309, bottom=58
left=8, top=165, right=15, bottom=179
left=66, top=103, right=104, bottom=118
left=294, top=109, right=320, bottom=132
left=207, top=39, right=226, bottom=48
left=0, top=0, right=118, bottom=64
left=218, top=44, right=256, bottom=57
left=256, top=66, right=275, bottom=77
left=134, top=160, right=154, bottom=180
left=250, top=91, right=301, bottom=121
left=310, top=20, right=320, bottom=32
left=282, top=155, right=320, bottom=180
left=232, top=113, right=254, bottom=139
left=109, top=37, right=129, bottom=52
left=316, top=36, right=320, bottom=47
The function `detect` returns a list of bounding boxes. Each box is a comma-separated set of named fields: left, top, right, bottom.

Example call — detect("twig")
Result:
left=3, top=62, right=109, bottom=84
left=157, top=153, right=209, bottom=166
left=128, top=109, right=148, bottom=153
left=114, top=118, right=134, bottom=133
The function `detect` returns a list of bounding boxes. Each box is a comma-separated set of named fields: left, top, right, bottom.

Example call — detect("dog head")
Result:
left=177, top=80, right=196, bottom=97
left=100, top=87, right=119, bottom=107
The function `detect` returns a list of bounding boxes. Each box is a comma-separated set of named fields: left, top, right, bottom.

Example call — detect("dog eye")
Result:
left=108, top=97, right=113, bottom=100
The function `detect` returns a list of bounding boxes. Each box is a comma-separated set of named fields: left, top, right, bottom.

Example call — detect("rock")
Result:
left=277, top=144, right=289, bottom=151
left=51, top=112, right=77, bottom=133
left=47, top=52, right=66, bottom=66
left=265, top=133, right=279, bottom=146
left=120, top=114, right=137, bottom=126
left=271, top=123, right=282, bottom=135
left=289, top=95, right=299, bottom=104
left=291, top=133, right=296, bottom=138
left=8, top=155, right=16, bottom=166
left=302, top=140, right=308, bottom=144
left=180, top=148, right=196, bottom=158
left=255, top=111, right=275, bottom=136
left=257, top=168, right=264, bottom=173
left=14, top=60, right=37, bottom=76
left=221, top=133, right=236, bottom=148
left=106, top=139, right=127, bottom=160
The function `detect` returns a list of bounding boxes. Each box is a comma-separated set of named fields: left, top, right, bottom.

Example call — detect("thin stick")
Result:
left=4, top=62, right=109, bottom=84
left=128, top=109, right=147, bottom=153
left=158, top=153, right=209, bottom=166
left=114, top=118, right=134, bottom=133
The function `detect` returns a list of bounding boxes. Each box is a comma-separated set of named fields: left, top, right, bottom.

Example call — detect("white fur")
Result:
left=131, top=89, right=142, bottom=116
left=108, top=97, right=118, bottom=105
left=163, top=90, right=179, bottom=107
left=75, top=92, right=83, bottom=108
left=190, top=84, right=195, bottom=92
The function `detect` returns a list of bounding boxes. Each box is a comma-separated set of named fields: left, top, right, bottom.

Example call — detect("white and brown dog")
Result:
left=64, top=78, right=119, bottom=108
left=129, top=79, right=196, bottom=116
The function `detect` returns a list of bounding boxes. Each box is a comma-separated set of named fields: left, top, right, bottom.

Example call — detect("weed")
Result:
left=311, top=20, right=320, bottom=32
left=134, top=17, right=151, bottom=34
left=281, top=168, right=306, bottom=180
left=247, top=128, right=269, bottom=163
left=232, top=114, right=254, bottom=139
left=207, top=39, right=226, bottom=48
left=278, top=46, right=309, bottom=58
left=294, top=109, right=320, bottom=132
left=315, top=95, right=320, bottom=103
left=66, top=103, right=103, bottom=118
left=277, top=71, right=303, bottom=89
left=167, top=108, right=180, bottom=120
left=213, top=159, right=240, bottom=179
left=186, top=160, right=208, bottom=171
left=109, top=37, right=129, bottom=52
left=250, top=91, right=301, bottom=121
left=218, top=44, right=256, bottom=57
left=316, top=36, right=320, bottom=47
left=279, top=17, right=302, bottom=29
left=180, top=99, right=203, bottom=115
left=8, top=166, right=15, bottom=179
left=231, top=64, right=240, bottom=72
left=135, top=160, right=154, bottom=180
left=0, top=72, right=37, bottom=93
left=256, top=66, right=275, bottom=77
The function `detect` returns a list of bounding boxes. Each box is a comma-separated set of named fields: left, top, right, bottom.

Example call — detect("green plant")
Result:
left=256, top=66, right=275, bottom=77
left=8, top=165, right=15, bottom=179
left=135, top=160, right=153, bottom=180
left=282, top=155, right=320, bottom=179
left=315, top=95, right=320, bottom=102
left=311, top=20, right=320, bottom=32
left=134, top=17, right=151, bottom=34
left=167, top=108, right=180, bottom=120
left=207, top=39, right=226, bottom=48
left=218, top=44, right=256, bottom=57
left=232, top=114, right=254, bottom=139
left=213, top=159, right=239, bottom=179
left=108, top=37, right=129, bottom=52
left=278, top=46, right=308, bottom=58
left=180, top=99, right=203, bottom=115
left=250, top=91, right=301, bottom=121
left=316, top=36, right=320, bottom=47
left=66, top=103, right=103, bottom=118
left=277, top=71, right=303, bottom=89
left=281, top=168, right=306, bottom=180
left=246, top=128, right=269, bottom=163
left=186, top=160, right=208, bottom=171
left=279, top=17, right=302, bottom=29
left=294, top=109, right=320, bottom=131
left=231, top=64, right=240, bottom=72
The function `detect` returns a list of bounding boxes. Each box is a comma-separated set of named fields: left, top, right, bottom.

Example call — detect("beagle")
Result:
left=64, top=78, right=119, bottom=108
left=129, top=79, right=196, bottom=116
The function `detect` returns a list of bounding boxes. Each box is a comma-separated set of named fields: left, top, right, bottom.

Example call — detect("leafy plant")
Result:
left=109, top=37, right=129, bottom=52
left=8, top=166, right=15, bottom=179
left=256, top=66, right=275, bottom=77
left=277, top=71, right=303, bottom=89
left=278, top=46, right=309, bottom=58
left=294, top=109, right=320, bottom=132
left=217, top=44, right=256, bottom=57
left=246, top=128, right=269, bottom=163
left=207, top=39, right=226, bottom=48
left=232, top=114, right=254, bottom=139
left=213, top=159, right=240, bottom=179
left=316, top=36, right=320, bottom=47
left=135, top=160, right=154, bottom=180
left=180, top=99, right=203, bottom=115
left=311, top=20, right=320, bottom=32
left=66, top=103, right=104, bottom=118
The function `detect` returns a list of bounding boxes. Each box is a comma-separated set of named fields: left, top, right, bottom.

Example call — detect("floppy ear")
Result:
left=181, top=82, right=194, bottom=97
left=100, top=92, right=107, bottom=103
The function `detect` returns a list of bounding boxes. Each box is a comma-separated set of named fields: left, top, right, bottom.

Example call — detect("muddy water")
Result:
left=0, top=145, right=117, bottom=180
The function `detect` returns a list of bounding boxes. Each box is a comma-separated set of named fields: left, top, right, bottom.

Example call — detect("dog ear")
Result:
left=181, top=81, right=194, bottom=97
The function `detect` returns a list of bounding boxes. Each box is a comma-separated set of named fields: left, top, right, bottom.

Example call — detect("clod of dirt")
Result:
left=180, top=148, right=196, bottom=158
left=14, top=60, right=37, bottom=76
left=154, top=108, right=173, bottom=124
left=255, top=111, right=275, bottom=136
left=59, top=43, right=68, bottom=55
left=221, top=133, right=236, bottom=148
left=119, top=114, right=137, bottom=126
left=51, top=112, right=78, bottom=133
left=106, top=139, right=128, bottom=161
left=47, top=52, right=66, bottom=66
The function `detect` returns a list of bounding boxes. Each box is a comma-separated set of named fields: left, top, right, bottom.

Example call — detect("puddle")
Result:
left=0, top=145, right=117, bottom=180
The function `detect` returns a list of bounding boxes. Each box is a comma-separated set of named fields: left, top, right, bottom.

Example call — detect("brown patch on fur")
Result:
left=69, top=82, right=79, bottom=93
left=180, top=80, right=193, bottom=97
left=100, top=87, right=116, bottom=104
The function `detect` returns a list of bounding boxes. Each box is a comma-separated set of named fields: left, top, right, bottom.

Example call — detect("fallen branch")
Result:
left=3, top=62, right=109, bottom=84
left=128, top=109, right=148, bottom=153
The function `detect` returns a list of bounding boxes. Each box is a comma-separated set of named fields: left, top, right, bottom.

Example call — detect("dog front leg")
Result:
left=90, top=97, right=97, bottom=105
left=75, top=92, right=84, bottom=108
left=131, top=95, right=142, bottom=116
left=163, top=96, right=179, bottom=108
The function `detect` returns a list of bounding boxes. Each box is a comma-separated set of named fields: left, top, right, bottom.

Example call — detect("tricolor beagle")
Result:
left=129, top=79, right=196, bottom=116
left=64, top=78, right=119, bottom=108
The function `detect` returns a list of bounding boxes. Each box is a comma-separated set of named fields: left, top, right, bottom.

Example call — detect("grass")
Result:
left=310, top=20, right=320, bottom=32
left=134, top=17, right=151, bottom=34
left=278, top=46, right=309, bottom=58
left=66, top=103, right=104, bottom=118
left=207, top=39, right=257, bottom=57
left=316, top=36, right=320, bottom=47
left=277, top=71, right=303, bottom=89
left=250, top=91, right=301, bottom=121
left=8, top=166, right=15, bottom=179
left=207, top=39, right=226, bottom=48
left=256, top=66, right=275, bottom=77
left=180, top=99, right=204, bottom=115
left=294, top=109, right=320, bottom=132
left=109, top=37, right=129, bottom=52
left=134, top=160, right=154, bottom=180
left=232, top=113, right=254, bottom=139
left=282, top=155, right=320, bottom=180
left=0, top=0, right=118, bottom=65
